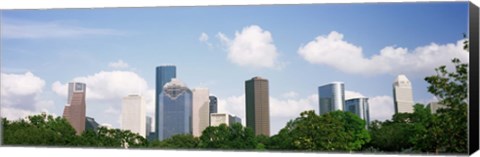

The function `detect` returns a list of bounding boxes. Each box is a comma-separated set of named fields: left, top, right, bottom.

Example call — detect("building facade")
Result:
left=63, top=82, right=87, bottom=135
left=158, top=78, right=192, bottom=141
left=318, top=82, right=345, bottom=115
left=85, top=116, right=99, bottom=132
left=209, top=96, right=218, bottom=114
left=427, top=102, right=446, bottom=114
left=192, top=88, right=210, bottom=137
left=155, top=65, right=176, bottom=139
left=245, top=76, right=270, bottom=136
left=121, top=95, right=146, bottom=138
left=210, top=113, right=242, bottom=127
left=345, top=97, right=370, bottom=127
left=393, top=74, right=414, bottom=113
left=146, top=116, right=152, bottom=139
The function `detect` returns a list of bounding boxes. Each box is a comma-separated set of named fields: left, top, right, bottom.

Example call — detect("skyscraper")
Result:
left=393, top=74, right=414, bottom=113
left=318, top=82, right=345, bottom=115
left=209, top=96, right=218, bottom=114
left=345, top=97, right=370, bottom=128
left=121, top=95, right=146, bottom=138
left=146, top=116, right=152, bottom=138
left=158, top=78, right=192, bottom=141
left=245, top=76, right=270, bottom=136
left=63, top=82, right=86, bottom=135
left=192, top=88, right=210, bottom=137
left=155, top=65, right=176, bottom=138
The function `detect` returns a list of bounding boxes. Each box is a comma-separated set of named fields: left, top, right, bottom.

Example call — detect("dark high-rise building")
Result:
left=85, top=116, right=99, bottom=132
left=63, top=82, right=86, bottom=135
left=155, top=65, right=176, bottom=139
left=245, top=76, right=270, bottom=136
left=209, top=96, right=218, bottom=114
left=158, top=78, right=192, bottom=141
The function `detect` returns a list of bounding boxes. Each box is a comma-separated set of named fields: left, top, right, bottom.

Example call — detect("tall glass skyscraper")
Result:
left=318, top=82, right=345, bottom=115
left=158, top=78, right=192, bottom=141
left=345, top=97, right=370, bottom=128
left=393, top=74, right=414, bottom=113
left=155, top=65, right=176, bottom=139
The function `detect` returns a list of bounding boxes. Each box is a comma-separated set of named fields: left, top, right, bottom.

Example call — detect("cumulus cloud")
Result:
left=2, top=17, right=124, bottom=39
left=345, top=90, right=365, bottom=100
left=298, top=31, right=468, bottom=76
left=51, top=71, right=148, bottom=100
left=368, top=95, right=395, bottom=122
left=51, top=70, right=153, bottom=128
left=199, top=32, right=209, bottom=42
left=217, top=25, right=282, bottom=69
left=1, top=72, right=54, bottom=120
left=199, top=32, right=213, bottom=48
left=108, top=60, right=129, bottom=69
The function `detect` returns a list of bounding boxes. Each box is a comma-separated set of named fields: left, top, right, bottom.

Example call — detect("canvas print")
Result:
left=0, top=2, right=474, bottom=155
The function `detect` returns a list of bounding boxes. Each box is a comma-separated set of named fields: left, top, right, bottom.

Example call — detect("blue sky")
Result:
left=0, top=2, right=469, bottom=135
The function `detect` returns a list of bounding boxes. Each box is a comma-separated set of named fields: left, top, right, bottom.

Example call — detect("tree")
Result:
left=422, top=56, right=468, bottom=153
left=198, top=123, right=257, bottom=149
left=271, top=110, right=370, bottom=151
left=2, top=113, right=77, bottom=146
left=150, top=134, right=199, bottom=149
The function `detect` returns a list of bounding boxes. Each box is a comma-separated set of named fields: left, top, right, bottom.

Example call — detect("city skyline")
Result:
left=0, top=2, right=469, bottom=135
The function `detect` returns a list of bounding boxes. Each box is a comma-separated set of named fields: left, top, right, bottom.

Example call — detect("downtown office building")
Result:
left=121, top=94, right=146, bottom=138
left=155, top=65, right=176, bottom=139
left=63, top=82, right=87, bottom=135
left=245, top=76, right=270, bottom=136
left=158, top=78, right=192, bottom=141
left=345, top=97, right=370, bottom=128
left=393, top=74, right=414, bottom=114
left=192, top=88, right=210, bottom=137
left=318, top=82, right=345, bottom=115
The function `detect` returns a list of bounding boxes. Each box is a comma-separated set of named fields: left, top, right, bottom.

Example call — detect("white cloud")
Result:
left=51, top=70, right=153, bottom=128
left=1, top=72, right=54, bottom=120
left=298, top=31, right=468, bottom=76
left=217, top=25, right=282, bottom=69
left=199, top=32, right=209, bottom=42
left=52, top=71, right=148, bottom=100
left=108, top=60, right=130, bottom=69
left=345, top=90, right=365, bottom=100
left=199, top=32, right=213, bottom=49
left=1, top=18, right=124, bottom=39
left=368, top=95, right=395, bottom=122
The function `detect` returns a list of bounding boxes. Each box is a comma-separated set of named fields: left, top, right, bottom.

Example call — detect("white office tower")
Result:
left=192, top=88, right=210, bottom=137
left=318, top=82, right=345, bottom=115
left=393, top=74, right=414, bottom=113
left=210, top=113, right=242, bottom=127
left=121, top=95, right=146, bottom=137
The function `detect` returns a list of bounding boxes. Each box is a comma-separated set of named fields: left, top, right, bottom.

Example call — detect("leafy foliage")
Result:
left=198, top=123, right=257, bottom=149
left=270, top=110, right=370, bottom=151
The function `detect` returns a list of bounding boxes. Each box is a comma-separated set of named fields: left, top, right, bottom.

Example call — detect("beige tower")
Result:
left=245, top=76, right=270, bottom=136
left=63, top=82, right=86, bottom=135
left=393, top=74, right=414, bottom=113
left=192, top=88, right=210, bottom=137
left=121, top=95, right=146, bottom=138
